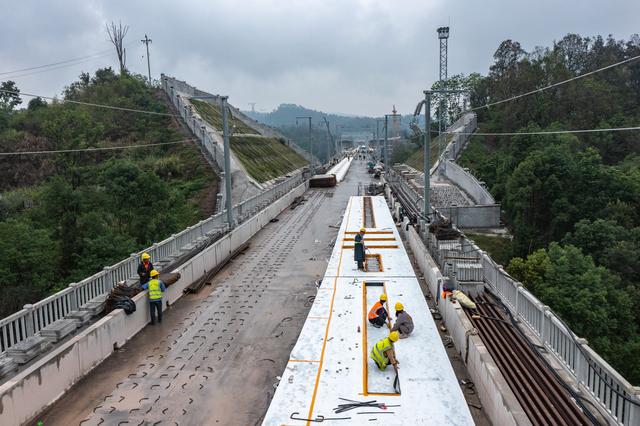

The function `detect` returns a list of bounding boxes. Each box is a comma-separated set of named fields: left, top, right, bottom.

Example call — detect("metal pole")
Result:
left=384, top=115, right=389, bottom=171
left=423, top=91, right=431, bottom=221
left=220, top=96, right=234, bottom=228
left=308, top=117, right=314, bottom=174
left=141, top=34, right=152, bottom=85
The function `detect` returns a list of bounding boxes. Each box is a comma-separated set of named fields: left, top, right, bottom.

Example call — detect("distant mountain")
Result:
left=243, top=103, right=420, bottom=134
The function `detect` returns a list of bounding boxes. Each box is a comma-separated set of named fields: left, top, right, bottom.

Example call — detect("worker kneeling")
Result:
left=391, top=302, right=414, bottom=338
left=368, top=293, right=388, bottom=328
left=142, top=269, right=166, bottom=325
left=370, top=331, right=399, bottom=370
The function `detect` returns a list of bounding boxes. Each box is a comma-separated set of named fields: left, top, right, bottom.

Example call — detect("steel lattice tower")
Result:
left=437, top=26, right=450, bottom=147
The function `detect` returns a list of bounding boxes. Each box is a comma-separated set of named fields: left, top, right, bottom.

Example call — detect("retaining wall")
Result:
left=0, top=182, right=307, bottom=426
left=440, top=160, right=495, bottom=205
left=438, top=204, right=501, bottom=229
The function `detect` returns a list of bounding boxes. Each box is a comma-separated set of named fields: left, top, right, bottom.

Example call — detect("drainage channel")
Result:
left=363, top=196, right=376, bottom=228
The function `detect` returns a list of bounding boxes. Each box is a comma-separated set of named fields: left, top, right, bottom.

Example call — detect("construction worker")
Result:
left=142, top=270, right=166, bottom=325
left=354, top=227, right=366, bottom=270
left=370, top=331, right=399, bottom=370
left=368, top=293, right=389, bottom=328
left=391, top=302, right=414, bottom=338
left=137, top=253, right=154, bottom=285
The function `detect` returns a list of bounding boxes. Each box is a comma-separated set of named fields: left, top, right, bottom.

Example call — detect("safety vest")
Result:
left=355, top=234, right=364, bottom=246
left=370, top=337, right=393, bottom=370
left=148, top=279, right=163, bottom=300
left=368, top=301, right=384, bottom=320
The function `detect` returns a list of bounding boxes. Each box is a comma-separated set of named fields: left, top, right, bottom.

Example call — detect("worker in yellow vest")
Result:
left=142, top=269, right=166, bottom=325
left=370, top=331, right=399, bottom=370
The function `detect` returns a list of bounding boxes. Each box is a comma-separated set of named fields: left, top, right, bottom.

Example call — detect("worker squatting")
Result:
left=356, top=227, right=416, bottom=371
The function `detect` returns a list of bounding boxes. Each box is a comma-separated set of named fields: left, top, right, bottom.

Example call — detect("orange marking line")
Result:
left=365, top=254, right=384, bottom=272
left=305, top=198, right=353, bottom=425
left=344, top=231, right=393, bottom=235
left=342, top=245, right=399, bottom=249
left=362, top=282, right=368, bottom=395
left=289, top=359, right=320, bottom=363
left=344, top=237, right=396, bottom=241
left=307, top=316, right=330, bottom=320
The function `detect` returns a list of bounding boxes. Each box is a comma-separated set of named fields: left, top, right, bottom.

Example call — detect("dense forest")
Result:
left=0, top=69, right=217, bottom=317
left=458, top=34, right=640, bottom=383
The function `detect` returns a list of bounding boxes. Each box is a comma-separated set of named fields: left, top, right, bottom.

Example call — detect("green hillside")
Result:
left=0, top=69, right=217, bottom=317
left=191, top=99, right=258, bottom=134
left=191, top=99, right=308, bottom=182
left=230, top=135, right=307, bottom=182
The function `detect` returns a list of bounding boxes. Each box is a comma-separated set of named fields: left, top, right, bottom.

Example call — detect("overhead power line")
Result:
left=0, top=138, right=195, bottom=156
left=470, top=53, right=640, bottom=111
left=1, top=52, right=117, bottom=80
left=442, top=125, right=640, bottom=137
left=0, top=88, right=177, bottom=117
left=0, top=43, right=135, bottom=76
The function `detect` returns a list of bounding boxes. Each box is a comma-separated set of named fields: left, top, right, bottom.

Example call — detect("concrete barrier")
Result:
left=0, top=182, right=307, bottom=426
left=440, top=160, right=495, bottom=205
left=438, top=204, right=501, bottom=229
left=403, top=225, right=530, bottom=426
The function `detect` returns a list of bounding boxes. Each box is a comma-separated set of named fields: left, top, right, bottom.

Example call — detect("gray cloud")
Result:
left=2, top=0, right=639, bottom=116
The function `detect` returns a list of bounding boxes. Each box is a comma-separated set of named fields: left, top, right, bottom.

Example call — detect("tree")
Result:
left=106, top=21, right=129, bottom=74
left=0, top=81, right=21, bottom=129
left=27, top=97, right=47, bottom=111
left=0, top=80, right=21, bottom=111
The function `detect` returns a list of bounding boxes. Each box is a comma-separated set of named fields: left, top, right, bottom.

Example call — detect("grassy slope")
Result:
left=405, top=133, right=452, bottom=171
left=191, top=99, right=258, bottom=134
left=231, top=135, right=307, bottom=182
left=192, top=99, right=308, bottom=182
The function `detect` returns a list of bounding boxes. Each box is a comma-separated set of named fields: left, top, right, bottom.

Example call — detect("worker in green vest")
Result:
left=370, top=331, right=400, bottom=370
left=142, top=269, right=166, bottom=325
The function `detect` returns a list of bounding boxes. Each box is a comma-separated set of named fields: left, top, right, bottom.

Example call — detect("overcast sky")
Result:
left=2, top=0, right=639, bottom=116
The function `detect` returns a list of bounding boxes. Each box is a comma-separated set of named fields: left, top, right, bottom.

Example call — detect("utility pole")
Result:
left=416, top=87, right=467, bottom=228
left=141, top=34, right=152, bottom=85
left=422, top=91, right=432, bottom=222
left=220, top=96, right=235, bottom=228
left=437, top=26, right=450, bottom=154
left=322, top=117, right=335, bottom=159
left=384, top=112, right=401, bottom=172
left=296, top=116, right=314, bottom=174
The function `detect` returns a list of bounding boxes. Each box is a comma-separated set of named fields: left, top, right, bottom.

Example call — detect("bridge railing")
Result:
left=389, top=170, right=640, bottom=425
left=0, top=172, right=306, bottom=355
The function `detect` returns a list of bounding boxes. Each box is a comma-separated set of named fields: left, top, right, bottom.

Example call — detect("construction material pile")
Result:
left=105, top=283, right=141, bottom=315
left=429, top=219, right=461, bottom=240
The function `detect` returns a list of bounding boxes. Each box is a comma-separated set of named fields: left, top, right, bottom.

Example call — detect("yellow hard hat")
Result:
left=395, top=302, right=404, bottom=311
left=389, top=331, right=399, bottom=342
left=141, top=253, right=151, bottom=260
left=360, top=227, right=366, bottom=233
left=380, top=293, right=388, bottom=302
left=150, top=269, right=159, bottom=277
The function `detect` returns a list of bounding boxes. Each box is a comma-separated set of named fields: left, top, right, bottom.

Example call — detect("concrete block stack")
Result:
left=66, top=310, right=93, bottom=328
left=40, top=319, right=77, bottom=343
left=79, top=294, right=108, bottom=317
left=6, top=335, right=48, bottom=364
left=0, top=353, right=18, bottom=377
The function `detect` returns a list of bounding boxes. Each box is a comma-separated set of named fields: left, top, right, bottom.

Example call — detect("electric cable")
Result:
left=0, top=138, right=195, bottom=156
left=439, top=125, right=640, bottom=136
left=0, top=42, right=134, bottom=76
left=470, top=53, right=640, bottom=111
